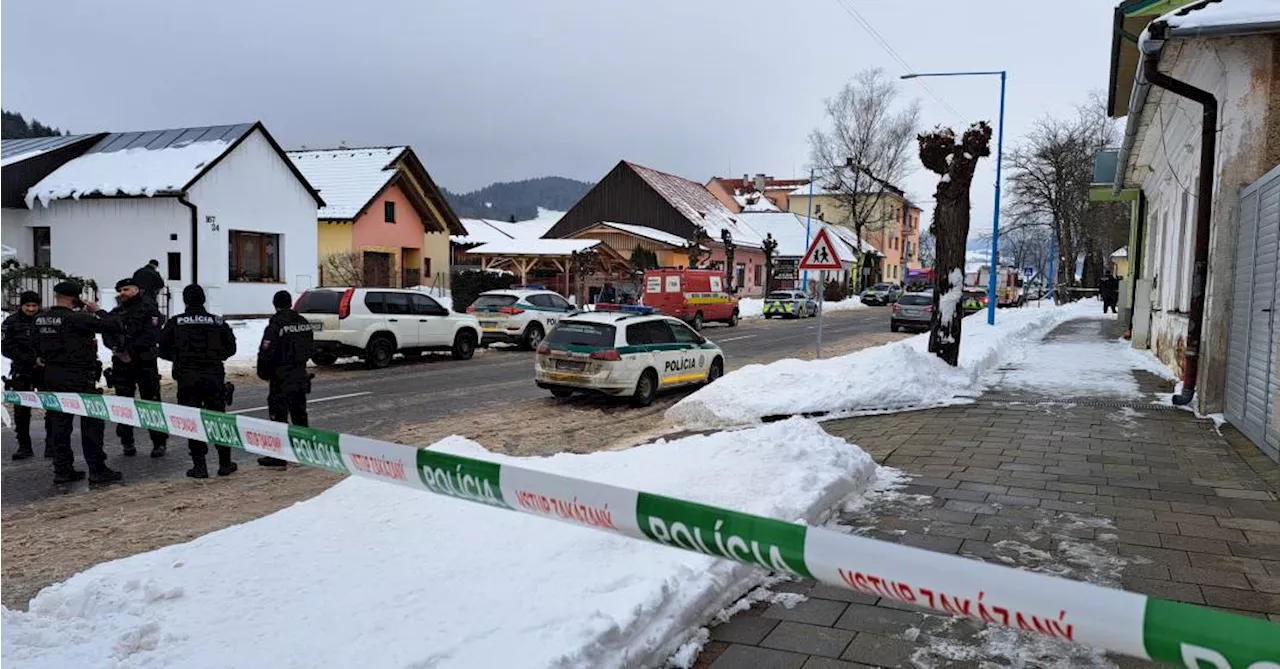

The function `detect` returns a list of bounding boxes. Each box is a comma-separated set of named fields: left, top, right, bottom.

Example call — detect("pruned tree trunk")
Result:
left=918, top=122, right=993, bottom=366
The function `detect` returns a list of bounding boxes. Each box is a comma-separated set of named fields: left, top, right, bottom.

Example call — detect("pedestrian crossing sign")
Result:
left=798, top=228, right=844, bottom=271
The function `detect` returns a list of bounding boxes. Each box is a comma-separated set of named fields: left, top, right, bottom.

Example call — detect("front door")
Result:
left=363, top=252, right=393, bottom=287
left=411, top=293, right=452, bottom=346
left=379, top=292, right=419, bottom=348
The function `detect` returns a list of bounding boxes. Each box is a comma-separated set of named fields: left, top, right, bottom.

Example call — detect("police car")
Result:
left=468, top=289, right=576, bottom=350
left=534, top=304, right=725, bottom=407
left=762, top=291, right=818, bottom=319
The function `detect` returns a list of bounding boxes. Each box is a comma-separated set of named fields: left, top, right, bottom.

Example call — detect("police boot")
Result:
left=150, top=444, right=167, bottom=458
left=257, top=456, right=287, bottom=469
left=216, top=447, right=237, bottom=476
left=122, top=443, right=138, bottom=457
left=53, top=468, right=86, bottom=484
left=88, top=467, right=123, bottom=485
left=187, top=455, right=209, bottom=479
left=12, top=446, right=34, bottom=460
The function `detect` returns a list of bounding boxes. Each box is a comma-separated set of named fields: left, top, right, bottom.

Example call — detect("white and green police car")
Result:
left=468, top=289, right=577, bottom=350
left=534, top=304, right=725, bottom=407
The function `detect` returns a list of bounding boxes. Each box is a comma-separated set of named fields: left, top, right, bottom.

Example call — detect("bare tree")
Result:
left=809, top=68, right=920, bottom=291
left=916, top=228, right=936, bottom=268
left=919, top=122, right=993, bottom=366
left=685, top=228, right=712, bottom=268
left=1004, top=94, right=1120, bottom=297
left=321, top=252, right=363, bottom=287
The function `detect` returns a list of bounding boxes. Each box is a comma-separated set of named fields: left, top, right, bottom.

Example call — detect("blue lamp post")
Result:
left=901, top=70, right=1006, bottom=326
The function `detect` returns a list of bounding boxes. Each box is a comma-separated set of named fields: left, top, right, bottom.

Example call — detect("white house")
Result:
left=1111, top=0, right=1279, bottom=460
left=1, top=122, right=323, bottom=316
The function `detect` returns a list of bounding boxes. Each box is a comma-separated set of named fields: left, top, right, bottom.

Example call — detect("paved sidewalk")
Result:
left=695, top=318, right=1280, bottom=669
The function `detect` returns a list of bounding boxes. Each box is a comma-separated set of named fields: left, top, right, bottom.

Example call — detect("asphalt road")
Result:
left=1, top=307, right=895, bottom=505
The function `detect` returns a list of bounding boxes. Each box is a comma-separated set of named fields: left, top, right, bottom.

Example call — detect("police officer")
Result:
left=35, top=281, right=123, bottom=485
left=3, top=291, right=43, bottom=460
left=103, top=278, right=168, bottom=458
left=255, top=290, right=313, bottom=468
left=158, top=285, right=238, bottom=478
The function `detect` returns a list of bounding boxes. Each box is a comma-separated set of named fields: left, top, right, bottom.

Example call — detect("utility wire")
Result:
left=830, top=0, right=964, bottom=121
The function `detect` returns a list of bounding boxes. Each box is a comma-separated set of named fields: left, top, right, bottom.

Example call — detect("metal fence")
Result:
left=2, top=276, right=100, bottom=313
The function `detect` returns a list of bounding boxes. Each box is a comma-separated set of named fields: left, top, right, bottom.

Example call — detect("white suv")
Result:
left=296, top=287, right=482, bottom=369
left=469, top=289, right=577, bottom=350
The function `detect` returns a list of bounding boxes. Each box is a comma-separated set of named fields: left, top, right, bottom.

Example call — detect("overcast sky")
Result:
left=2, top=0, right=1119, bottom=233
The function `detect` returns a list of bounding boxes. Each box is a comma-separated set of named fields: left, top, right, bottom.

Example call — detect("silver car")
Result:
left=890, top=292, right=933, bottom=332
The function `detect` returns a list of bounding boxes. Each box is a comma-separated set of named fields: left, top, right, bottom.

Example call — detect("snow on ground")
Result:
left=668, top=300, right=1104, bottom=428
left=737, top=295, right=865, bottom=320
left=996, top=317, right=1178, bottom=398
left=2, top=418, right=878, bottom=669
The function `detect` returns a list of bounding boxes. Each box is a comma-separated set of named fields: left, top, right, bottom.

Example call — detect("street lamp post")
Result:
left=901, top=70, right=1007, bottom=326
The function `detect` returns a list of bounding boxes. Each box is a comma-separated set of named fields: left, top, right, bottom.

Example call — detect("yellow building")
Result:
left=787, top=185, right=922, bottom=285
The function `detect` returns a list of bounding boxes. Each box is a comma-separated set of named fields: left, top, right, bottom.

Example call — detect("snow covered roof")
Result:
left=595, top=221, right=693, bottom=248
left=734, top=212, right=860, bottom=263
left=287, top=147, right=405, bottom=219
left=732, top=190, right=781, bottom=212
left=453, top=209, right=566, bottom=245
left=626, top=162, right=763, bottom=247
left=1, top=135, right=99, bottom=167
left=1111, top=246, right=1129, bottom=258
left=1156, top=0, right=1280, bottom=38
left=467, top=239, right=603, bottom=256
left=824, top=224, right=882, bottom=257
left=23, top=123, right=323, bottom=208
left=454, top=219, right=516, bottom=245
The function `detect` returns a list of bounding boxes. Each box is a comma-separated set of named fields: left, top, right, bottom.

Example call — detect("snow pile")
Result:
left=668, top=300, right=1103, bottom=427
left=1, top=418, right=878, bottom=669
left=26, top=141, right=231, bottom=207
left=737, top=295, right=865, bottom=320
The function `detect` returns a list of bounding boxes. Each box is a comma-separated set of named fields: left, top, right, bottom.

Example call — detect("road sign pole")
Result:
left=816, top=271, right=826, bottom=358
left=798, top=228, right=843, bottom=360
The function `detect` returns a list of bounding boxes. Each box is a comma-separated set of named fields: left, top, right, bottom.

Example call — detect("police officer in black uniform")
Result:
left=35, top=281, right=124, bottom=485
left=256, top=290, right=314, bottom=468
left=158, top=285, right=238, bottom=479
left=103, top=277, right=168, bottom=458
left=3, top=291, right=44, bottom=460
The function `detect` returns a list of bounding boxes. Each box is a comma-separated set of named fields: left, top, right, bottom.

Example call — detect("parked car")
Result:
left=891, top=292, right=934, bottom=332
left=961, top=288, right=989, bottom=316
left=763, top=291, right=817, bottom=319
left=296, top=287, right=481, bottom=369
left=641, top=268, right=739, bottom=330
left=468, top=289, right=576, bottom=350
left=859, top=283, right=901, bottom=306
left=535, top=304, right=725, bottom=407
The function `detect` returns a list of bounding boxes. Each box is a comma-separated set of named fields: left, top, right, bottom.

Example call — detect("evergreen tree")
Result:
left=2, top=110, right=66, bottom=139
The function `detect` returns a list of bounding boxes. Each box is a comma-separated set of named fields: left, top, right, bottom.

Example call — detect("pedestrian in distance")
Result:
left=158, top=285, right=238, bottom=479
left=255, top=290, right=314, bottom=469
left=1100, top=273, right=1120, bottom=314
left=34, top=281, right=124, bottom=485
left=132, top=259, right=165, bottom=307
left=103, top=278, right=168, bottom=458
left=2, top=291, right=46, bottom=460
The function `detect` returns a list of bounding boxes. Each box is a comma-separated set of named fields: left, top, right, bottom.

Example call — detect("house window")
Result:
left=384, top=201, right=396, bottom=223
left=754, top=264, right=763, bottom=285
left=167, top=252, right=182, bottom=280
left=814, top=204, right=823, bottom=217
left=228, top=231, right=281, bottom=282
left=735, top=263, right=746, bottom=289
left=423, top=257, right=431, bottom=279
left=32, top=227, right=51, bottom=267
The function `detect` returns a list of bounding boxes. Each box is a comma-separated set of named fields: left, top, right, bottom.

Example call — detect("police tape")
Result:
left=4, top=389, right=1277, bottom=668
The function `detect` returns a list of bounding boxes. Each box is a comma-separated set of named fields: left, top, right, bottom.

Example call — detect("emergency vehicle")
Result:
left=640, top=268, right=739, bottom=330
left=534, top=304, right=725, bottom=407
left=468, top=289, right=576, bottom=349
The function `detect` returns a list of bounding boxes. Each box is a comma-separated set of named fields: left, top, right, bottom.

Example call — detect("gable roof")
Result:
left=288, top=147, right=404, bottom=219
left=625, top=161, right=762, bottom=246
left=23, top=122, right=323, bottom=208
left=1, top=134, right=101, bottom=167
left=592, top=221, right=695, bottom=248
left=735, top=212, right=865, bottom=262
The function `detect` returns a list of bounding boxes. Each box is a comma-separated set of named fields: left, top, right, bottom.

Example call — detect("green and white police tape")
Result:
left=5, top=389, right=1277, bottom=668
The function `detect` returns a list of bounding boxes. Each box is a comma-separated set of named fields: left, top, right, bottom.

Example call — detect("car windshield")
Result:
left=767, top=292, right=797, bottom=300
left=545, top=321, right=616, bottom=348
left=872, top=284, right=891, bottom=291
left=295, top=290, right=343, bottom=314
left=898, top=294, right=932, bottom=306
left=472, top=294, right=518, bottom=310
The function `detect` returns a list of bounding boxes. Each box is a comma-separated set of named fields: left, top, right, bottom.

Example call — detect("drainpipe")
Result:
left=1143, top=23, right=1217, bottom=406
left=178, top=195, right=199, bottom=285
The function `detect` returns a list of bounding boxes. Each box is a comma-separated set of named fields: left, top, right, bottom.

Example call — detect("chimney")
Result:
left=754, top=173, right=766, bottom=192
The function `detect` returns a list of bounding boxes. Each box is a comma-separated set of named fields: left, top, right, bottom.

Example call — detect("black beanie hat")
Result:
left=182, top=284, right=206, bottom=306
left=272, top=290, right=292, bottom=310
left=115, top=277, right=139, bottom=291
left=53, top=281, right=82, bottom=297
left=19, top=291, right=40, bottom=306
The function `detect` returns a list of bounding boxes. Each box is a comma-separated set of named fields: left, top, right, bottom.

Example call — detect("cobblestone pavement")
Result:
left=694, top=319, right=1280, bottom=669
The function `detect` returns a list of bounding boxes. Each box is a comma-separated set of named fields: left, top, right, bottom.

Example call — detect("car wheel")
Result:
left=311, top=353, right=338, bottom=366
left=550, top=387, right=574, bottom=399
left=728, top=309, right=739, bottom=327
left=691, top=312, right=703, bottom=331
left=631, top=369, right=658, bottom=407
left=706, top=357, right=724, bottom=384
left=451, top=330, right=477, bottom=360
left=364, top=335, right=395, bottom=369
left=522, top=324, right=545, bottom=351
